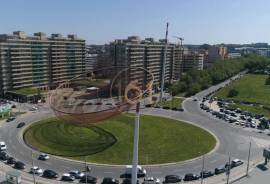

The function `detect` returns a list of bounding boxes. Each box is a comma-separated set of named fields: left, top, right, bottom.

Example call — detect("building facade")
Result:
left=181, top=52, right=204, bottom=72
left=0, top=31, right=85, bottom=95
left=108, top=36, right=183, bottom=91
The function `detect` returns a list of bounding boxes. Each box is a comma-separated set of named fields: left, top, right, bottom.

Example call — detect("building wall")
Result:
left=182, top=53, right=204, bottom=72
left=108, top=36, right=181, bottom=90
left=0, top=31, right=85, bottom=93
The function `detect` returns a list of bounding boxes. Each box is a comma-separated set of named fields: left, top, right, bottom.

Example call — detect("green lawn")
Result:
left=157, top=97, right=184, bottom=108
left=215, top=74, right=270, bottom=105
left=73, top=79, right=110, bottom=88
left=24, top=114, right=215, bottom=165
left=0, top=111, right=25, bottom=120
left=13, top=87, right=40, bottom=96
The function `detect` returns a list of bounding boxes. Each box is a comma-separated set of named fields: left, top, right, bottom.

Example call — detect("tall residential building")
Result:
left=85, top=54, right=98, bottom=72
left=0, top=31, right=85, bottom=95
left=108, top=36, right=182, bottom=91
left=181, top=52, right=204, bottom=72
left=204, top=45, right=227, bottom=68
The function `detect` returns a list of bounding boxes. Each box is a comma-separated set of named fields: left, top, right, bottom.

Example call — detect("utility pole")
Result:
left=160, top=22, right=169, bottom=102
left=200, top=155, right=205, bottom=184
left=246, top=141, right=252, bottom=176
left=131, top=102, right=140, bottom=184
left=85, top=156, right=88, bottom=184
left=31, top=150, right=36, bottom=184
left=226, top=153, right=231, bottom=184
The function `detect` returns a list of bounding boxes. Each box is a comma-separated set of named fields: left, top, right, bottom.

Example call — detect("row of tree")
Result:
left=169, top=54, right=270, bottom=97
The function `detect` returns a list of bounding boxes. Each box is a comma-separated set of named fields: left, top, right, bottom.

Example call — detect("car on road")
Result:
left=231, top=159, right=244, bottom=168
left=101, top=177, right=119, bottom=184
left=61, top=173, right=75, bottom=181
left=142, top=177, right=160, bottom=184
left=42, top=169, right=58, bottom=179
left=200, top=170, right=214, bottom=178
left=121, top=178, right=139, bottom=184
left=38, top=153, right=50, bottom=160
left=6, top=157, right=16, bottom=165
left=164, top=175, right=182, bottom=183
left=215, top=166, right=226, bottom=175
left=17, top=122, right=25, bottom=128
left=0, top=152, right=9, bottom=160
left=14, top=161, right=25, bottom=170
left=30, top=166, right=43, bottom=175
left=79, top=175, right=97, bottom=183
left=69, top=170, right=85, bottom=179
left=183, top=173, right=200, bottom=181
left=0, top=141, right=7, bottom=151
left=123, top=165, right=146, bottom=178
left=6, top=116, right=15, bottom=122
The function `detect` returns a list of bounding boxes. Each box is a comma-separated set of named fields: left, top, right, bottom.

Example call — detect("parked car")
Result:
left=101, top=177, right=119, bottom=184
left=121, top=178, right=139, bottom=184
left=200, top=170, right=214, bottom=178
left=7, top=157, right=16, bottom=165
left=30, top=166, right=43, bottom=175
left=14, top=161, right=25, bottom=170
left=0, top=152, right=9, bottom=160
left=38, top=153, right=50, bottom=160
left=123, top=165, right=146, bottom=178
left=214, top=166, right=226, bottom=175
left=231, top=159, right=243, bottom=168
left=43, top=169, right=58, bottom=179
left=17, top=122, right=25, bottom=128
left=79, top=175, right=97, bottom=183
left=61, top=173, right=75, bottom=181
left=0, top=141, right=6, bottom=151
left=142, top=177, right=160, bottom=184
left=69, top=170, right=85, bottom=179
left=6, top=117, right=15, bottom=122
left=183, top=173, right=200, bottom=181
left=164, top=175, right=182, bottom=183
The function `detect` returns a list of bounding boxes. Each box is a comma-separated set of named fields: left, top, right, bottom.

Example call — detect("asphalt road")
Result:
left=0, top=72, right=270, bottom=183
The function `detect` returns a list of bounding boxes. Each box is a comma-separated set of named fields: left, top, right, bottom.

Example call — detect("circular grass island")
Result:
left=24, top=114, right=216, bottom=165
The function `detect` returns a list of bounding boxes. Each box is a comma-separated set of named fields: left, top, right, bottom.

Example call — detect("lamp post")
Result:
left=200, top=154, right=205, bottom=184
left=160, top=22, right=169, bottom=102
left=131, top=102, right=140, bottom=184
left=246, top=141, right=252, bottom=177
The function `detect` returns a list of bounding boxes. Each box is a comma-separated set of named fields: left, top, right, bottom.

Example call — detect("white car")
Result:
left=125, top=165, right=146, bottom=177
left=38, top=153, right=50, bottom=160
left=0, top=142, right=7, bottom=151
left=143, top=177, right=161, bottom=184
left=69, top=170, right=85, bottom=179
left=30, top=166, right=43, bottom=175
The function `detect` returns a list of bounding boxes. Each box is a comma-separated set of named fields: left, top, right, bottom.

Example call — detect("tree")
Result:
left=227, top=89, right=239, bottom=97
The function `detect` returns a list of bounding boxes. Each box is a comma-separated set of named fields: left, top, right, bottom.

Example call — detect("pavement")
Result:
left=0, top=71, right=269, bottom=183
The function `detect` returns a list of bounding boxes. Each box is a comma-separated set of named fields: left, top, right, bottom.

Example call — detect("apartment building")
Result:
left=204, top=45, right=227, bottom=68
left=108, top=36, right=183, bottom=91
left=181, top=52, right=204, bottom=72
left=0, top=31, right=85, bottom=95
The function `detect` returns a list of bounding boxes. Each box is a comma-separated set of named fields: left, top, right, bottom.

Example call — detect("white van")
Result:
left=0, top=142, right=7, bottom=151
left=125, top=165, right=146, bottom=178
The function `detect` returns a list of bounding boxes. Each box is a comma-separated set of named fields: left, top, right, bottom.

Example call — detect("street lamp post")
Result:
left=200, top=154, right=205, bottom=184
left=246, top=141, right=252, bottom=177
left=226, top=152, right=231, bottom=184
left=160, top=22, right=169, bottom=102
left=131, top=102, right=140, bottom=184
left=31, top=150, right=36, bottom=184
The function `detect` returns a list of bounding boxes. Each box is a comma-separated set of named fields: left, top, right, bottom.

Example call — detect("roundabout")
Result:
left=23, top=114, right=216, bottom=165
left=0, top=74, right=269, bottom=183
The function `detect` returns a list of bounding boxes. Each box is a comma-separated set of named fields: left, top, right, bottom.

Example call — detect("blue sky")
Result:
left=0, top=0, right=269, bottom=44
